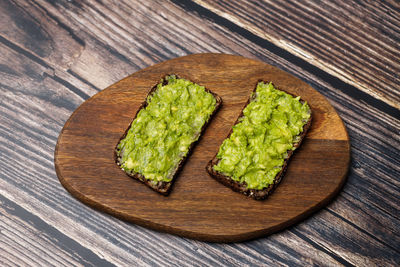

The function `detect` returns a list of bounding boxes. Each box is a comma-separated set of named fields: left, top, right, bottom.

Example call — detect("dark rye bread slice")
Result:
left=206, top=81, right=312, bottom=200
left=115, top=75, right=222, bottom=195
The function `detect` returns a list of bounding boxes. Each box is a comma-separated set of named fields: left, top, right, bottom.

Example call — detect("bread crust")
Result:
left=115, top=75, right=222, bottom=195
left=206, top=81, right=312, bottom=200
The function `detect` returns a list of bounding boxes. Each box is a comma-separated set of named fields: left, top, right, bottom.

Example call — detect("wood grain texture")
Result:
left=54, top=54, right=350, bottom=242
left=193, top=0, right=400, bottom=109
left=0, top=195, right=113, bottom=267
left=0, top=0, right=399, bottom=265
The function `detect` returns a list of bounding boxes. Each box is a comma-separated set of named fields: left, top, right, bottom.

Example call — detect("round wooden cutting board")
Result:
left=55, top=53, right=350, bottom=242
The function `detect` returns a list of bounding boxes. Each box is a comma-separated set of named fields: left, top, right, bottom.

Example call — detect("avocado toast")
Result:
left=115, top=75, right=222, bottom=195
left=206, top=81, right=312, bottom=200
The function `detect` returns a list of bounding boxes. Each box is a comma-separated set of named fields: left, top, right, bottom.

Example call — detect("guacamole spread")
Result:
left=117, top=75, right=216, bottom=182
left=213, top=82, right=310, bottom=190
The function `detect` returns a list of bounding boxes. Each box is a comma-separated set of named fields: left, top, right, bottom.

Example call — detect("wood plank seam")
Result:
left=291, top=229, right=355, bottom=267
left=0, top=195, right=115, bottom=266
left=326, top=209, right=400, bottom=254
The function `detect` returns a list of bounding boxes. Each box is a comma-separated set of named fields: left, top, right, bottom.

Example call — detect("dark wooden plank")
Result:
left=294, top=210, right=400, bottom=266
left=0, top=0, right=399, bottom=265
left=192, top=0, right=400, bottom=109
left=0, top=195, right=114, bottom=266
left=54, top=54, right=350, bottom=242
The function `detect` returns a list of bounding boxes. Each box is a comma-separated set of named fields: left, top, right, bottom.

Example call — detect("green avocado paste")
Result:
left=213, top=82, right=310, bottom=190
left=117, top=75, right=217, bottom=182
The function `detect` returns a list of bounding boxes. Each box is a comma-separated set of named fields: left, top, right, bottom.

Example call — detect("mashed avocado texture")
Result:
left=213, top=82, right=310, bottom=190
left=117, top=75, right=216, bottom=182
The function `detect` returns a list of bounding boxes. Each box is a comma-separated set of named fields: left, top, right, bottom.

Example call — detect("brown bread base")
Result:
left=206, top=81, right=312, bottom=200
left=115, top=75, right=222, bottom=195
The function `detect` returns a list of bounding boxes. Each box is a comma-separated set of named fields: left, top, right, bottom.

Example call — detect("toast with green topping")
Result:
left=206, top=81, right=311, bottom=200
left=115, top=75, right=222, bottom=195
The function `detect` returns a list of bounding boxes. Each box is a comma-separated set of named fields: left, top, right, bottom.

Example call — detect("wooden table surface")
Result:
left=0, top=0, right=399, bottom=266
